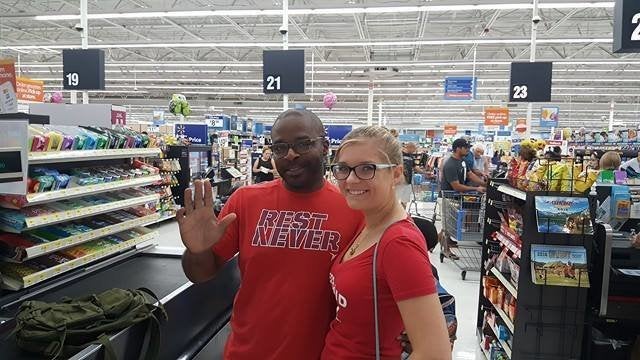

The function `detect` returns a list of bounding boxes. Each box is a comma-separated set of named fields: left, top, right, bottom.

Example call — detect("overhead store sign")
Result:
left=398, top=134, right=421, bottom=143
left=175, top=123, right=208, bottom=145
left=443, top=76, right=476, bottom=100
left=443, top=125, right=457, bottom=136
left=16, top=77, right=44, bottom=103
left=508, top=62, right=553, bottom=103
left=484, top=107, right=510, bottom=126
left=205, top=114, right=225, bottom=128
left=0, top=60, right=17, bottom=113
left=325, top=125, right=352, bottom=145
left=263, top=50, right=305, bottom=94
left=62, top=49, right=106, bottom=90
left=540, top=106, right=560, bottom=128
left=613, top=0, right=640, bottom=53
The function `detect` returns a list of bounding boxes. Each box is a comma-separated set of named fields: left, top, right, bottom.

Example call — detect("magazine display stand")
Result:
left=477, top=178, right=594, bottom=360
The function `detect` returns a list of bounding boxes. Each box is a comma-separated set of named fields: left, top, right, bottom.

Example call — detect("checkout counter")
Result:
left=0, top=245, right=240, bottom=360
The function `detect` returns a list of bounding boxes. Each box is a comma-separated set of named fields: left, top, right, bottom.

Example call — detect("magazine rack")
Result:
left=477, top=178, right=594, bottom=360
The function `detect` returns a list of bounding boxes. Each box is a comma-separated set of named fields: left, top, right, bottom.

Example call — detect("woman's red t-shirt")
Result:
left=321, top=218, right=437, bottom=360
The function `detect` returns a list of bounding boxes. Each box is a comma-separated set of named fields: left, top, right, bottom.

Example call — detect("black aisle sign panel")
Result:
left=62, top=49, right=106, bottom=90
left=508, top=62, right=553, bottom=103
left=262, top=50, right=305, bottom=94
left=613, top=0, right=640, bottom=53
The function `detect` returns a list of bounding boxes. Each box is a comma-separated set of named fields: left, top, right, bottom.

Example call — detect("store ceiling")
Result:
left=0, top=0, right=638, bottom=131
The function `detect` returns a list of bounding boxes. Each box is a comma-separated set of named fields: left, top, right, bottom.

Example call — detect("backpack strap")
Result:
left=138, top=312, right=162, bottom=360
left=137, top=287, right=168, bottom=320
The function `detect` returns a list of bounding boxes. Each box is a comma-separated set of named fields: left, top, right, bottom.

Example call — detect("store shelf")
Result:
left=489, top=319, right=513, bottom=358
left=491, top=267, right=518, bottom=300
left=28, top=148, right=161, bottom=164
left=3, top=175, right=161, bottom=209
left=141, top=213, right=175, bottom=226
left=495, top=183, right=526, bottom=201
left=494, top=231, right=522, bottom=258
left=491, top=299, right=515, bottom=333
left=1, top=194, right=159, bottom=233
left=3, top=213, right=161, bottom=262
left=1, top=229, right=158, bottom=290
left=477, top=329, right=490, bottom=360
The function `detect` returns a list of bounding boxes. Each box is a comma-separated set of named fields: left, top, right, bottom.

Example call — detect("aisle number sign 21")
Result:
left=262, top=50, right=305, bottom=94
left=613, top=0, right=640, bottom=53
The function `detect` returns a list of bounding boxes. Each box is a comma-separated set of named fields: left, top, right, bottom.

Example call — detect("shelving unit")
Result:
left=477, top=179, right=593, bottom=359
left=29, top=148, right=161, bottom=164
left=0, top=143, right=162, bottom=291
left=2, top=213, right=160, bottom=262
left=2, top=229, right=157, bottom=290
left=1, top=175, right=161, bottom=208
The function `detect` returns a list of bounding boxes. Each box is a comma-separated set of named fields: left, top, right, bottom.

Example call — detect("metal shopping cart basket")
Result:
left=439, top=191, right=485, bottom=280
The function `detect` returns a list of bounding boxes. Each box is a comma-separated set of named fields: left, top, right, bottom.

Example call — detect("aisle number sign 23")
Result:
left=508, top=62, right=553, bottom=103
left=613, top=0, right=640, bottom=53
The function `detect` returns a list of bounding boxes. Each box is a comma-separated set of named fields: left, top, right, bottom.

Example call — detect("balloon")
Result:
left=51, top=92, right=64, bottom=103
left=323, top=92, right=337, bottom=110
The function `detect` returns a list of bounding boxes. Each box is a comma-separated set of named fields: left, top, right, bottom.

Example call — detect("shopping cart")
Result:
left=439, top=191, right=485, bottom=280
left=408, top=180, right=439, bottom=220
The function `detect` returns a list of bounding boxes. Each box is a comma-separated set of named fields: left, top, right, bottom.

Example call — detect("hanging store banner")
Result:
left=175, top=123, right=208, bottom=145
left=152, top=110, right=165, bottom=125
left=443, top=76, right=477, bottom=100
left=325, top=125, right=353, bottom=145
left=0, top=60, right=18, bottom=114
left=613, top=0, right=640, bottom=53
left=16, top=77, right=44, bottom=103
left=443, top=124, right=458, bottom=136
left=540, top=106, right=560, bottom=128
left=484, top=107, right=510, bottom=126
left=62, top=49, right=106, bottom=90
left=205, top=114, right=225, bottom=128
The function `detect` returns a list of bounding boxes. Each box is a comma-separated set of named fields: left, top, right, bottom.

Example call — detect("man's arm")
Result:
left=182, top=249, right=224, bottom=283
left=467, top=171, right=487, bottom=186
left=450, top=180, right=484, bottom=193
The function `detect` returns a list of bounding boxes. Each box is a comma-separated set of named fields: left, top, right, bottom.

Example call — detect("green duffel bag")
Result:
left=12, top=288, right=168, bottom=360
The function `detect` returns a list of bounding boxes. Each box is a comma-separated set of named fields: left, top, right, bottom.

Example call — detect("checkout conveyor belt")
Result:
left=0, top=250, right=240, bottom=360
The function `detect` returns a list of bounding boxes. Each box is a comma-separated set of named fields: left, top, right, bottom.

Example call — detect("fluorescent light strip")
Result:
left=0, top=38, right=613, bottom=51
left=19, top=59, right=640, bottom=68
left=33, top=2, right=614, bottom=21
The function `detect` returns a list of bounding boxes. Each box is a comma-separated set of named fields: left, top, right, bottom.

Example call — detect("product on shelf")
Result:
left=530, top=244, right=590, bottom=288
left=535, top=196, right=593, bottom=235
left=28, top=125, right=156, bottom=153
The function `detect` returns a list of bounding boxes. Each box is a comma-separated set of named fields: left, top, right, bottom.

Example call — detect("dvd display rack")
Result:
left=0, top=128, right=162, bottom=291
left=477, top=178, right=593, bottom=360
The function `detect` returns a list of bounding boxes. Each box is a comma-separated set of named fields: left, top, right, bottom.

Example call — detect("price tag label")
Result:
left=62, top=49, right=106, bottom=90
left=508, top=62, right=553, bottom=103
left=613, top=0, right=640, bottom=52
left=262, top=50, right=305, bottom=94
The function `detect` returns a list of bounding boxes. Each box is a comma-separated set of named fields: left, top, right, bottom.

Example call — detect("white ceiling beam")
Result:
left=0, top=24, right=55, bottom=43
left=101, top=19, right=152, bottom=41
left=515, top=8, right=582, bottom=59
left=290, top=18, right=326, bottom=62
left=220, top=15, right=255, bottom=40
left=412, top=11, right=429, bottom=61
left=162, top=17, right=204, bottom=41
left=352, top=14, right=370, bottom=62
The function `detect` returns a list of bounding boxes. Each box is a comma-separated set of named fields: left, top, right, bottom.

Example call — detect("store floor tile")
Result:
left=152, top=208, right=483, bottom=359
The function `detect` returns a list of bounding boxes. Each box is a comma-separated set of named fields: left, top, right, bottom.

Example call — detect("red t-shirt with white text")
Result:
left=212, top=180, right=364, bottom=360
left=321, top=218, right=437, bottom=360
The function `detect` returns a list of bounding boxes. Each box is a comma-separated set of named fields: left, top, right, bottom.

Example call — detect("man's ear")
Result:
left=322, top=138, right=329, bottom=156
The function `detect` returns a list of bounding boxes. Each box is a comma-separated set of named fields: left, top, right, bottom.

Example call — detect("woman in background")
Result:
left=252, top=147, right=277, bottom=183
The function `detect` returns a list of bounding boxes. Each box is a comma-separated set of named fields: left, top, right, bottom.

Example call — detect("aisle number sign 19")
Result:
left=62, top=49, right=106, bottom=90
left=613, top=0, right=640, bottom=53
left=262, top=50, right=305, bottom=94
left=508, top=62, right=553, bottom=103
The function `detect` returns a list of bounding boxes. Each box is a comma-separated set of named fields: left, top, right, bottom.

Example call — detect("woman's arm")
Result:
left=252, top=158, right=261, bottom=173
left=398, top=294, right=451, bottom=360
left=271, top=159, right=279, bottom=176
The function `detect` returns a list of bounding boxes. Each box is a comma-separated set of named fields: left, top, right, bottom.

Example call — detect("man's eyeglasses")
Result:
left=330, top=163, right=396, bottom=181
left=271, top=137, right=324, bottom=158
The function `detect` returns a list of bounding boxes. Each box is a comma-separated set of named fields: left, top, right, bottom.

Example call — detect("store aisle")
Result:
left=151, top=217, right=482, bottom=359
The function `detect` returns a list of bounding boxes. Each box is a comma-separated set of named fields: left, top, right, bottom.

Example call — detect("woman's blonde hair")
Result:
left=334, top=126, right=402, bottom=165
left=599, top=151, right=621, bottom=170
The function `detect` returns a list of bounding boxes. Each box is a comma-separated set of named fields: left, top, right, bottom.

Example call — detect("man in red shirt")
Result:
left=177, top=110, right=363, bottom=359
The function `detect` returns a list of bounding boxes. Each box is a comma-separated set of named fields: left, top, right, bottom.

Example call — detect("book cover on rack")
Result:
left=535, top=196, right=593, bottom=235
left=531, top=244, right=590, bottom=288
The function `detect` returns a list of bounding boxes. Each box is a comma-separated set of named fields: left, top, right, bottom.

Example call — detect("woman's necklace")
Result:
left=348, top=230, right=369, bottom=256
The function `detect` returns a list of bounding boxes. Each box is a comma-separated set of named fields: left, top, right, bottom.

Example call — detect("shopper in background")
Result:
left=621, top=151, right=640, bottom=176
left=178, top=109, right=364, bottom=360
left=398, top=142, right=420, bottom=207
left=441, top=139, right=486, bottom=193
left=491, top=151, right=501, bottom=166
left=322, top=126, right=450, bottom=360
left=251, top=146, right=277, bottom=183
left=471, top=144, right=490, bottom=180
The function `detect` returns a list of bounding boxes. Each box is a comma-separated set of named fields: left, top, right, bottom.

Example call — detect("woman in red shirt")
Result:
left=322, top=126, right=451, bottom=360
